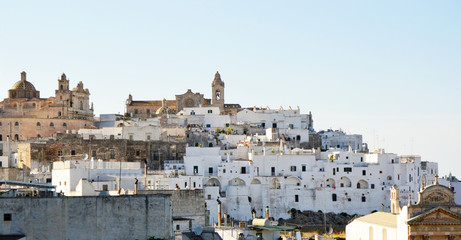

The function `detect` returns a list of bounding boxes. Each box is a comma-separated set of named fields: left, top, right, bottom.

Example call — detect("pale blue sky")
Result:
left=1, top=1, right=460, bottom=176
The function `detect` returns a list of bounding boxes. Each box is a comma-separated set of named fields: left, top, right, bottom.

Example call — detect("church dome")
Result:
left=11, top=71, right=36, bottom=91
left=155, top=106, right=174, bottom=114
left=11, top=80, right=36, bottom=91
left=156, top=98, right=174, bottom=114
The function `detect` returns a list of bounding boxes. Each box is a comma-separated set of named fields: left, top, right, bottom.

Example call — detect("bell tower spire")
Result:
left=211, top=71, right=225, bottom=113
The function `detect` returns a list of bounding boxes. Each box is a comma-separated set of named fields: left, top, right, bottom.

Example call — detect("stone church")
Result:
left=347, top=178, right=461, bottom=239
left=0, top=71, right=94, bottom=141
left=125, top=71, right=241, bottom=118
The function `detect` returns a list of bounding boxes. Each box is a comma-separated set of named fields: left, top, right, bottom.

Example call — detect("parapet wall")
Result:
left=140, top=189, right=206, bottom=229
left=0, top=194, right=172, bottom=240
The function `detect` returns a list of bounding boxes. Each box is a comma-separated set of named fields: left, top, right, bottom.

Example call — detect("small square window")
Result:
left=3, top=213, right=11, bottom=221
left=208, top=110, right=213, bottom=114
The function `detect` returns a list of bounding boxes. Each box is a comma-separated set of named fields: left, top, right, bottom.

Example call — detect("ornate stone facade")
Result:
left=0, top=72, right=94, bottom=141
left=407, top=180, right=461, bottom=239
left=175, top=89, right=210, bottom=112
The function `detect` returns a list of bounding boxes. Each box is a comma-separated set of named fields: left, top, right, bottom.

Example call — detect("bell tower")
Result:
left=211, top=71, right=225, bottom=113
left=55, top=73, right=71, bottom=107
left=390, top=185, right=400, bottom=214
left=58, top=73, right=69, bottom=91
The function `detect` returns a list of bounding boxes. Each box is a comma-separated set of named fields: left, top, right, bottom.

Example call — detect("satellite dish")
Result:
left=82, top=154, right=89, bottom=160
left=192, top=226, right=203, bottom=235
left=326, top=225, right=334, bottom=235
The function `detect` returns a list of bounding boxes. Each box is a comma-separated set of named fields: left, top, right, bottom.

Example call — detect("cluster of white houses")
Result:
left=52, top=143, right=439, bottom=225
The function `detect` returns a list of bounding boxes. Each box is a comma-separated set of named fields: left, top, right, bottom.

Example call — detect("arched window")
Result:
left=37, top=134, right=41, bottom=138
left=60, top=85, right=63, bottom=90
left=36, top=122, right=41, bottom=127
left=58, top=111, right=62, bottom=116
left=63, top=123, right=67, bottom=128
left=15, top=122, right=19, bottom=127
left=209, top=143, right=213, bottom=147
left=50, top=122, right=54, bottom=127
left=14, top=134, right=19, bottom=141
left=79, top=101, right=83, bottom=110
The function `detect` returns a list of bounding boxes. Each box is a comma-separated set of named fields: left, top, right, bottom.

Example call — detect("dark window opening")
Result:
left=295, top=195, right=299, bottom=202
left=241, top=167, right=246, bottom=174
left=71, top=150, right=76, bottom=156
left=3, top=213, right=11, bottom=221
left=332, top=194, right=337, bottom=201
left=110, top=149, right=115, bottom=159
left=362, top=170, right=366, bottom=176
left=362, top=196, right=366, bottom=202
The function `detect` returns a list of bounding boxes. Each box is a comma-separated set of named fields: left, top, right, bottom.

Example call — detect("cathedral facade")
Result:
left=0, top=72, right=94, bottom=141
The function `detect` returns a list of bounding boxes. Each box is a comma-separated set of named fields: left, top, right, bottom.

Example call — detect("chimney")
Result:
left=265, top=206, right=269, bottom=220
left=217, top=198, right=222, bottom=227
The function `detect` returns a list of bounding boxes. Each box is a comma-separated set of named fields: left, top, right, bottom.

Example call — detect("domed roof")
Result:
left=11, top=80, right=36, bottom=91
left=11, top=71, right=36, bottom=91
left=155, top=106, right=174, bottom=115
left=156, top=98, right=174, bottom=114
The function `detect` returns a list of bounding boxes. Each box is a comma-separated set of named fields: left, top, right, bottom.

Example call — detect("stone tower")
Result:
left=211, top=71, right=225, bottom=113
left=390, top=185, right=400, bottom=214
left=55, top=73, right=71, bottom=108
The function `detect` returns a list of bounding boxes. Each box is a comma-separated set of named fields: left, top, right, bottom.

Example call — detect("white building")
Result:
left=235, top=107, right=313, bottom=131
left=52, top=159, right=143, bottom=196
left=147, top=146, right=437, bottom=224
left=318, top=129, right=363, bottom=151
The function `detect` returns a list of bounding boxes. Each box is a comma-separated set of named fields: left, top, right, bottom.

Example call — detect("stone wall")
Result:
left=0, top=168, right=24, bottom=181
left=0, top=118, right=92, bottom=141
left=140, top=189, right=207, bottom=229
left=17, top=134, right=187, bottom=172
left=0, top=194, right=172, bottom=240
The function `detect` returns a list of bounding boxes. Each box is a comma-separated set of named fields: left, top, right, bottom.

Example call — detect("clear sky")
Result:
left=1, top=1, right=460, bottom=177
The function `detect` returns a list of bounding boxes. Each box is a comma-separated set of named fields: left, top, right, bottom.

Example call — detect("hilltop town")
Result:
left=1, top=71, right=460, bottom=240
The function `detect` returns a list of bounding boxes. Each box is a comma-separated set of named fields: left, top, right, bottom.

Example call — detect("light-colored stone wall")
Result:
left=140, top=189, right=207, bottom=229
left=0, top=195, right=173, bottom=240
left=0, top=118, right=92, bottom=141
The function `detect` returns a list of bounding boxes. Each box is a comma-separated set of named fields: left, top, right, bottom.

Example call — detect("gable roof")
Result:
left=354, top=212, right=397, bottom=228
left=407, top=207, right=461, bottom=225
